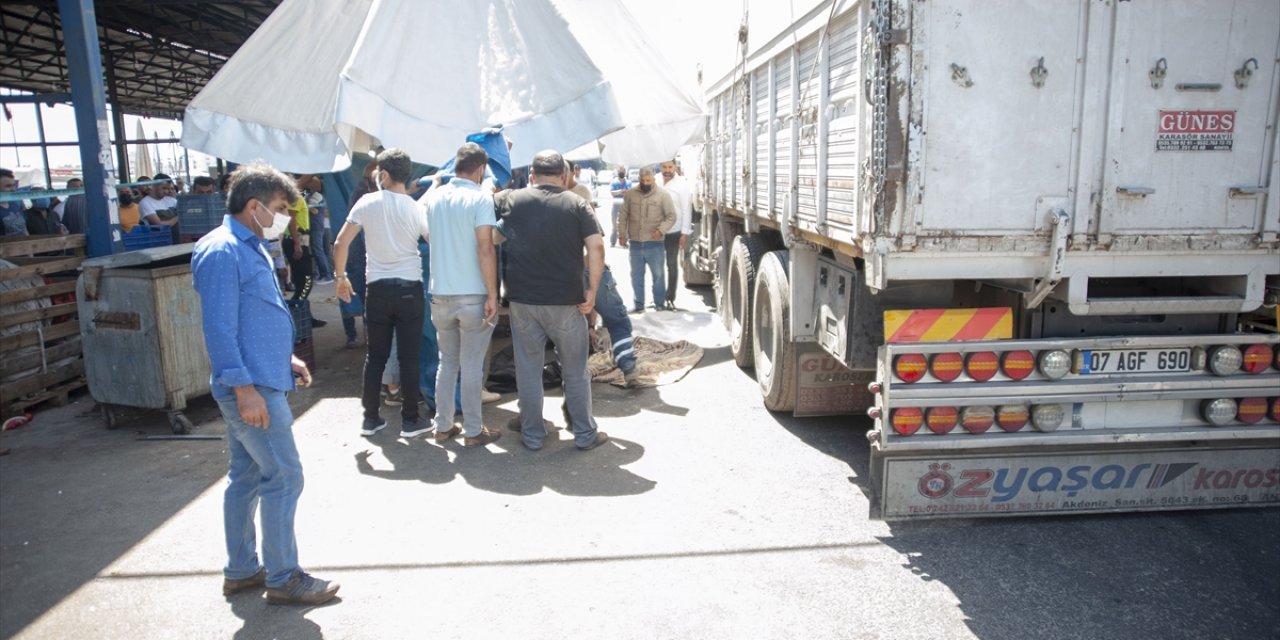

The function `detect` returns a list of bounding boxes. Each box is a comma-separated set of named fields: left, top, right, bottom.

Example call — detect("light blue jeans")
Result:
left=217, top=387, right=304, bottom=589
left=628, top=240, right=666, bottom=310
left=432, top=294, right=495, bottom=437
left=510, top=302, right=599, bottom=449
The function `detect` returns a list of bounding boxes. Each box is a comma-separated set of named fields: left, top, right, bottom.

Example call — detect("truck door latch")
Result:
left=1235, top=58, right=1258, bottom=89
left=1027, top=209, right=1070, bottom=309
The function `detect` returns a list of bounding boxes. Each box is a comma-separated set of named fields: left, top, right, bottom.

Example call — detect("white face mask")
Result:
left=375, top=171, right=384, bottom=191
left=255, top=203, right=291, bottom=240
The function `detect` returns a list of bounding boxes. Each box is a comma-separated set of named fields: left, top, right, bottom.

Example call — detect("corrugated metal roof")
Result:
left=1, top=1, right=280, bottom=118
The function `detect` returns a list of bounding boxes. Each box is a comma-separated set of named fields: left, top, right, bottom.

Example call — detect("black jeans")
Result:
left=663, top=232, right=681, bottom=305
left=362, top=279, right=424, bottom=422
left=282, top=238, right=313, bottom=302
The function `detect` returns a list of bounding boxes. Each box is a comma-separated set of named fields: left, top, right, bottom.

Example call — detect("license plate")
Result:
left=1079, top=348, right=1191, bottom=374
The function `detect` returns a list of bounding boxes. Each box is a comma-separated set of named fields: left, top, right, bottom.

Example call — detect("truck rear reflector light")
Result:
left=1241, top=344, right=1272, bottom=374
left=891, top=408, right=923, bottom=435
left=925, top=407, right=958, bottom=434
left=1270, top=398, right=1280, bottom=422
left=930, top=353, right=964, bottom=382
left=893, top=354, right=928, bottom=383
left=1236, top=397, right=1267, bottom=424
left=1032, top=404, right=1067, bottom=432
left=960, top=406, right=994, bottom=434
left=1038, top=349, right=1071, bottom=379
left=1201, top=398, right=1237, bottom=425
left=966, top=352, right=999, bottom=381
left=1208, top=346, right=1242, bottom=376
left=996, top=405, right=1029, bottom=432
left=1001, top=350, right=1035, bottom=380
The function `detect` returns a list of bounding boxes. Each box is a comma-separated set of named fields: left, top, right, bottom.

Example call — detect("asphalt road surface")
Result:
left=1, top=237, right=1276, bottom=640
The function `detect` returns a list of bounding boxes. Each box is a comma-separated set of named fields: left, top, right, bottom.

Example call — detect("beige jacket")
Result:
left=618, top=185, right=676, bottom=243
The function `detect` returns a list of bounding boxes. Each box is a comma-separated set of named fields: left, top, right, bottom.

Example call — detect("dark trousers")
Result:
left=663, top=232, right=681, bottom=305
left=282, top=238, right=313, bottom=302
left=362, top=279, right=424, bottom=422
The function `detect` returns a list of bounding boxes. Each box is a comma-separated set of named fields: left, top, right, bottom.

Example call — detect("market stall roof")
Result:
left=0, top=1, right=280, bottom=118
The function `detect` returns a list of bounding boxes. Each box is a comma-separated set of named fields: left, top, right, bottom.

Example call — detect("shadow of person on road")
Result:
left=353, top=428, right=455, bottom=485
left=229, top=589, right=332, bottom=640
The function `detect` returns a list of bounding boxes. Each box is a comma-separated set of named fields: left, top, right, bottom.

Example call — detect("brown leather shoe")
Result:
left=433, top=425, right=461, bottom=443
left=464, top=426, right=502, bottom=447
left=222, top=567, right=267, bottom=596
left=265, top=570, right=339, bottom=606
left=578, top=431, right=609, bottom=451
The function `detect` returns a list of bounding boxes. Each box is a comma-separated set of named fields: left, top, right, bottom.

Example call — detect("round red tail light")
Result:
left=1270, top=398, right=1280, bottom=422
left=960, top=406, right=995, bottom=434
left=966, top=351, right=999, bottom=382
left=891, top=408, right=923, bottom=435
left=1001, top=350, right=1035, bottom=380
left=893, top=354, right=927, bottom=383
left=996, top=405, right=1029, bottom=432
left=929, top=353, right=964, bottom=382
left=925, top=407, right=958, bottom=434
left=1241, top=344, right=1273, bottom=374
left=1236, top=397, right=1267, bottom=424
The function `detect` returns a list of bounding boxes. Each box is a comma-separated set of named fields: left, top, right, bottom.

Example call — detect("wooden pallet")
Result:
left=1, top=235, right=87, bottom=419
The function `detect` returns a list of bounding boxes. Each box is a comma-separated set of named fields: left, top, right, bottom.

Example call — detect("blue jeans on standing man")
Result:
left=217, top=386, right=304, bottom=589
left=628, top=240, right=666, bottom=310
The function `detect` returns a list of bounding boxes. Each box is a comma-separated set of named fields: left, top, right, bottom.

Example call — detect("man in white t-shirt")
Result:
left=333, top=149, right=433, bottom=439
left=138, top=173, right=179, bottom=226
left=659, top=159, right=693, bottom=310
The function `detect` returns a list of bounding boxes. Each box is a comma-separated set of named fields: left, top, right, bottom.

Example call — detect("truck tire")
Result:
left=753, top=251, right=796, bottom=411
left=728, top=234, right=765, bottom=367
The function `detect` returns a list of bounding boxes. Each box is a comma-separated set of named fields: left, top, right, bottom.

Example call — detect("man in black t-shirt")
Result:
left=494, top=150, right=608, bottom=452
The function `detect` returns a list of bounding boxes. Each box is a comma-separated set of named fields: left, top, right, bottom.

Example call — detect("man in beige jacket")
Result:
left=617, top=166, right=676, bottom=313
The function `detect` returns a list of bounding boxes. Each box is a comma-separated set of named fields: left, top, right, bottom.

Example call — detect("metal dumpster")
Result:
left=77, top=244, right=209, bottom=434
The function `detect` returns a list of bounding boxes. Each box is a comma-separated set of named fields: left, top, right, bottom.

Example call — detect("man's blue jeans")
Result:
left=217, top=387, right=304, bottom=589
left=628, top=240, right=666, bottom=310
left=432, top=294, right=495, bottom=437
left=585, top=266, right=636, bottom=373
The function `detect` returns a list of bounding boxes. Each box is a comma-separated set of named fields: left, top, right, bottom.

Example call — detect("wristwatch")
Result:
left=335, top=275, right=348, bottom=281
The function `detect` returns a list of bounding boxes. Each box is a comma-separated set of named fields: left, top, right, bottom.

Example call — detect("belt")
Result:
left=369, top=278, right=419, bottom=287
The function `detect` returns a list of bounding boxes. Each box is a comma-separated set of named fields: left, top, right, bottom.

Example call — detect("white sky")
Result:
left=1, top=0, right=817, bottom=183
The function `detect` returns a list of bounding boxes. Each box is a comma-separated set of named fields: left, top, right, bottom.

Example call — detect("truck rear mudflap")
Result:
left=867, top=333, right=1280, bottom=519
left=870, top=442, right=1280, bottom=520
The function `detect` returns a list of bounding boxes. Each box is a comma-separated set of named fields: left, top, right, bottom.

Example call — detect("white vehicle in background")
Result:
left=687, top=0, right=1280, bottom=519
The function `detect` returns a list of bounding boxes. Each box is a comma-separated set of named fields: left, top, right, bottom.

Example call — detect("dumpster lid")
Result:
left=82, top=243, right=196, bottom=269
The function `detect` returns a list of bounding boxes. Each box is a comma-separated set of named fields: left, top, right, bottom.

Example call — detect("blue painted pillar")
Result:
left=58, top=0, right=121, bottom=256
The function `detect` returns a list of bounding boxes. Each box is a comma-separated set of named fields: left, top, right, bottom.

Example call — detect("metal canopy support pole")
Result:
left=34, top=101, right=53, bottom=188
left=104, top=52, right=130, bottom=183
left=58, top=0, right=119, bottom=257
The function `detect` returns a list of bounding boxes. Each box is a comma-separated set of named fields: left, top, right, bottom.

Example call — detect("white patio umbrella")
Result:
left=182, top=0, right=705, bottom=172
left=135, top=120, right=154, bottom=179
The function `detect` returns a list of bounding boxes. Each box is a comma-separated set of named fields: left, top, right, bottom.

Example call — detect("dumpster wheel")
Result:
left=101, top=405, right=118, bottom=430
left=168, top=412, right=192, bottom=435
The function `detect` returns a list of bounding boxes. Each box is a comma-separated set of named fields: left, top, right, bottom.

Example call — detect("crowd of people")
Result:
left=182, top=144, right=690, bottom=606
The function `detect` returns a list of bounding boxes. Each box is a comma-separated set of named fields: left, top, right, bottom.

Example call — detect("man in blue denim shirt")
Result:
left=192, top=163, right=340, bottom=606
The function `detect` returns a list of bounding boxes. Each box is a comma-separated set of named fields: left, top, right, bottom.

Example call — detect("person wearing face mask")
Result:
left=333, top=148, right=434, bottom=439
left=617, top=165, right=676, bottom=313
left=191, top=162, right=340, bottom=606
left=116, top=187, right=141, bottom=232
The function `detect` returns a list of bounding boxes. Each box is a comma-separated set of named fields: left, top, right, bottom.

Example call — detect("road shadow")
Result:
left=353, top=405, right=655, bottom=498
left=878, top=508, right=1280, bottom=640
left=229, top=590, right=331, bottom=640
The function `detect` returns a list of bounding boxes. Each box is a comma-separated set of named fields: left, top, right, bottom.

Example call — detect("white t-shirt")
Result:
left=661, top=175, right=693, bottom=235
left=139, top=195, right=178, bottom=220
left=346, top=190, right=430, bottom=283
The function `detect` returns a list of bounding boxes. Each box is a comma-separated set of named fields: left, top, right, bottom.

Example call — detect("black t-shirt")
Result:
left=495, top=185, right=599, bottom=305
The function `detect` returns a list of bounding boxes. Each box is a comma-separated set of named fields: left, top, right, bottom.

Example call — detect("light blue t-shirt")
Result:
left=423, top=177, right=496, bottom=295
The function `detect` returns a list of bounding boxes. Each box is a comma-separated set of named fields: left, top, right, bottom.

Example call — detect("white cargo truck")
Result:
left=687, top=0, right=1280, bottom=519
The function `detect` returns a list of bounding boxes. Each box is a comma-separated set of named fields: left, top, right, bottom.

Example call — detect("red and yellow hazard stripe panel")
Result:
left=884, top=307, right=1012, bottom=343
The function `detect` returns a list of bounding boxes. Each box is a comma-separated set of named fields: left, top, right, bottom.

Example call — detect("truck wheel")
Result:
left=728, top=234, right=765, bottom=367
left=753, top=251, right=796, bottom=412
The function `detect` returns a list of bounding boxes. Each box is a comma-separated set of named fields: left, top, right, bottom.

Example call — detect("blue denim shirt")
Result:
left=192, top=215, right=296, bottom=400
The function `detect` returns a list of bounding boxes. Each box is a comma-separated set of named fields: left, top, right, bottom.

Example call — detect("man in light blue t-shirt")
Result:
left=423, top=142, right=502, bottom=447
